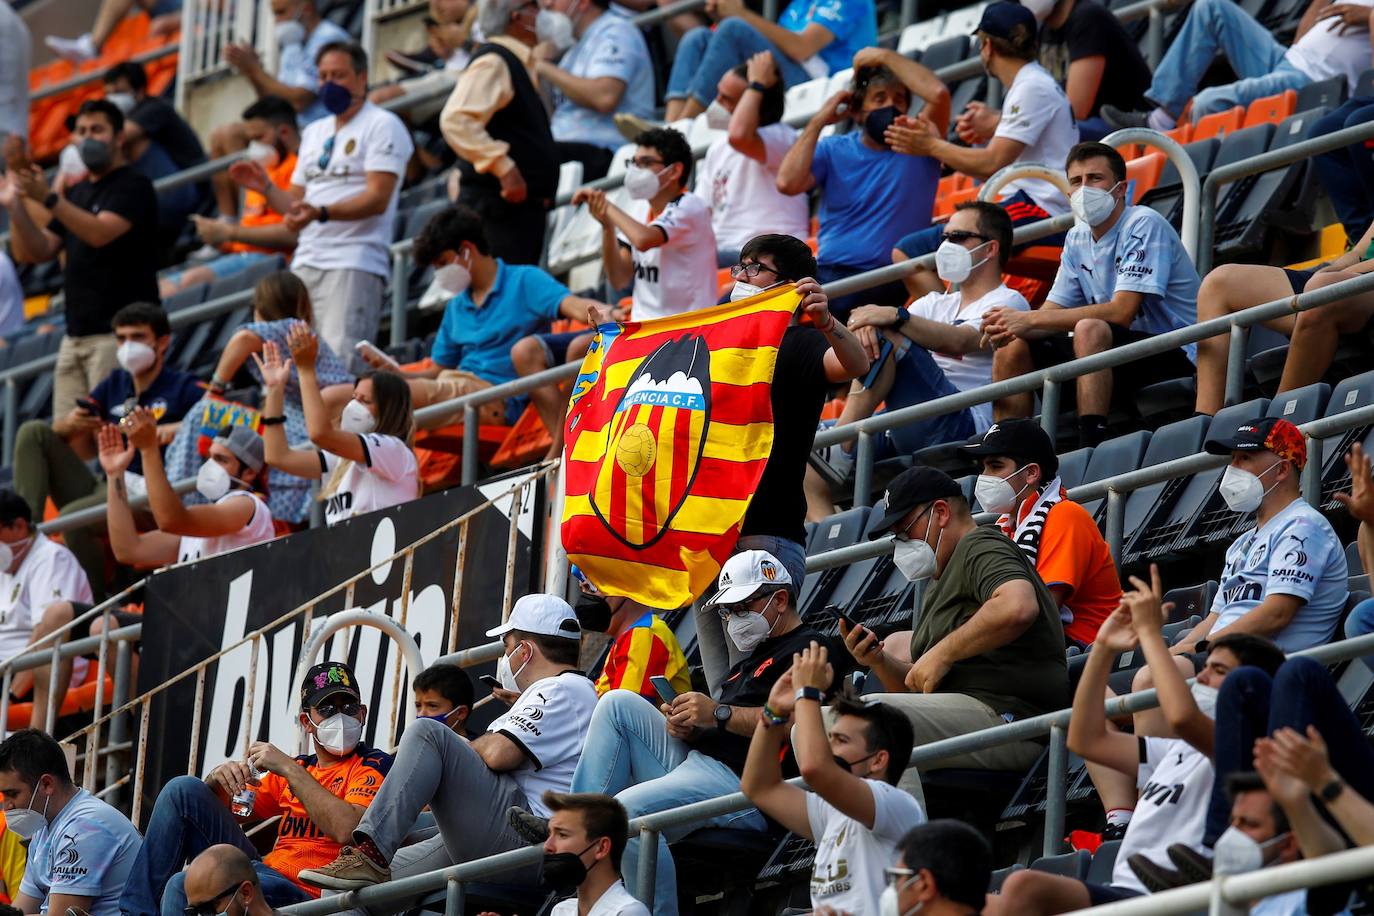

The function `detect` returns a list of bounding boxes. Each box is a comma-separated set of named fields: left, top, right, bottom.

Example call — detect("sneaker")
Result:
left=615, top=113, right=661, bottom=142
left=507, top=806, right=550, bottom=844
left=45, top=33, right=98, bottom=64
left=1100, top=105, right=1152, bottom=131
left=1166, top=843, right=1214, bottom=884
left=1126, top=853, right=1196, bottom=892
left=297, top=847, right=391, bottom=890
left=1100, top=821, right=1129, bottom=842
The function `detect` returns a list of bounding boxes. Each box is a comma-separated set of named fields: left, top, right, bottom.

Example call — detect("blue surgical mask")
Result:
left=319, top=81, right=354, bottom=115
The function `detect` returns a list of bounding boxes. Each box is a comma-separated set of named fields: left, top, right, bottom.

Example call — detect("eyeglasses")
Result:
left=624, top=156, right=664, bottom=170
left=714, top=590, right=777, bottom=620
left=892, top=504, right=933, bottom=542
left=729, top=261, right=776, bottom=280
left=317, top=135, right=336, bottom=171
left=312, top=700, right=361, bottom=719
left=940, top=230, right=989, bottom=245
left=883, top=866, right=917, bottom=885
left=184, top=882, right=246, bottom=916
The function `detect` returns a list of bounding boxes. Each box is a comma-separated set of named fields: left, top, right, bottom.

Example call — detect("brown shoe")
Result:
left=297, top=846, right=391, bottom=890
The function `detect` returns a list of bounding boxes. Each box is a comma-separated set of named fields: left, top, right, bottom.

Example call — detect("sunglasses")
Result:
left=317, top=135, right=336, bottom=171
left=312, top=700, right=361, bottom=719
left=940, top=230, right=989, bottom=244
left=183, top=881, right=244, bottom=916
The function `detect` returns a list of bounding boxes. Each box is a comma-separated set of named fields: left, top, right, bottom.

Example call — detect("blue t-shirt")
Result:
left=811, top=132, right=939, bottom=270
left=278, top=18, right=352, bottom=126
left=1047, top=205, right=1201, bottom=358
left=89, top=364, right=204, bottom=474
left=431, top=260, right=571, bottom=384
left=550, top=11, right=655, bottom=152
left=20, top=789, right=141, bottom=916
left=778, top=0, right=877, bottom=75
left=1208, top=497, right=1349, bottom=652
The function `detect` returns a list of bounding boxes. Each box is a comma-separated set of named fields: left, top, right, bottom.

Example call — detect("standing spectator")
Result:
left=694, top=53, right=810, bottom=264
left=0, top=729, right=140, bottom=916
left=883, top=821, right=993, bottom=916
left=0, top=251, right=20, bottom=340
left=1, top=99, right=159, bottom=420
left=777, top=49, right=948, bottom=319
left=1037, top=0, right=1151, bottom=140
left=440, top=0, right=558, bottom=265
left=841, top=466, right=1067, bottom=806
left=120, top=661, right=393, bottom=913
left=534, top=0, right=655, bottom=181
left=258, top=330, right=419, bottom=526
left=887, top=2, right=1078, bottom=298
left=659, top=0, right=877, bottom=122
left=741, top=643, right=922, bottom=915
left=541, top=792, right=648, bottom=916
left=45, top=0, right=182, bottom=64
left=0, top=0, right=31, bottom=143
left=984, top=142, right=1198, bottom=443
left=570, top=569, right=692, bottom=702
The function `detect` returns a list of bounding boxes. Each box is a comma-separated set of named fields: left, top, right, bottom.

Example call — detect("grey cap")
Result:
left=216, top=425, right=265, bottom=472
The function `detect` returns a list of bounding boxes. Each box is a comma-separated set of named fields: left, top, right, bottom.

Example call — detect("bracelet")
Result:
left=817, top=312, right=836, bottom=334
left=761, top=704, right=788, bottom=728
left=260, top=416, right=286, bottom=426
left=795, top=686, right=823, bottom=703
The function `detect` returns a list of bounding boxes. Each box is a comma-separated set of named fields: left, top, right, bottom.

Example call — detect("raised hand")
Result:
left=286, top=322, right=320, bottom=369
left=97, top=423, right=136, bottom=477
left=251, top=340, right=294, bottom=390
left=1335, top=442, right=1374, bottom=523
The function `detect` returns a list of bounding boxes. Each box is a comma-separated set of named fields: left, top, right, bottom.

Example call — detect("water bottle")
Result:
left=230, top=764, right=261, bottom=817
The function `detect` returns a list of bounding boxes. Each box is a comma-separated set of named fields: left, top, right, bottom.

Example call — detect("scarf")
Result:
left=997, top=476, right=1066, bottom=566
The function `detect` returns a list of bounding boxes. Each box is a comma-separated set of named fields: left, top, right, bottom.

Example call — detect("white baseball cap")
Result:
left=485, top=594, right=583, bottom=640
left=705, top=550, right=793, bottom=607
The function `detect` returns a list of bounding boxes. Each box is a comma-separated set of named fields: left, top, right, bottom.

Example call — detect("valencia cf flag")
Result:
left=560, top=285, right=800, bottom=609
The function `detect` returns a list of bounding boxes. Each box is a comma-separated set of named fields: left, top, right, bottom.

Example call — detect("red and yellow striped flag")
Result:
left=560, top=285, right=800, bottom=608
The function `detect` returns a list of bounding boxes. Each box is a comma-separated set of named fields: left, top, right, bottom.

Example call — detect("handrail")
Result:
left=31, top=43, right=180, bottom=103
left=36, top=477, right=197, bottom=536
left=1100, top=127, right=1202, bottom=265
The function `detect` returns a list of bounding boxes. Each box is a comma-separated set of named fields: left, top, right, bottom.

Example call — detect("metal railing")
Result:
left=32, top=44, right=181, bottom=103
left=175, top=0, right=261, bottom=111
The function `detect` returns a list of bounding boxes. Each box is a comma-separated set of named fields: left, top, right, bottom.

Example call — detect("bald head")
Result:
left=184, top=845, right=258, bottom=912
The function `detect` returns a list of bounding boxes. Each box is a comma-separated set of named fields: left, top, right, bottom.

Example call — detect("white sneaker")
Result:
left=46, top=34, right=98, bottom=64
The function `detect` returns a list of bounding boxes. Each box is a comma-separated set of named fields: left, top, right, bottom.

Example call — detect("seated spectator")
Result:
left=163, top=270, right=354, bottom=526
left=887, top=3, right=1077, bottom=298
left=297, top=596, right=595, bottom=890
left=412, top=663, right=474, bottom=734
left=573, top=128, right=719, bottom=318
left=121, top=661, right=393, bottom=914
left=12, top=302, right=201, bottom=590
left=534, top=0, right=654, bottom=181
left=364, top=206, right=606, bottom=428
left=1036, top=0, right=1151, bottom=140
left=541, top=792, right=648, bottom=915
left=258, top=329, right=419, bottom=526
left=45, top=0, right=181, bottom=63
left=181, top=845, right=276, bottom=916
left=985, top=142, right=1199, bottom=444
left=100, top=411, right=276, bottom=568
left=884, top=820, right=992, bottom=916
left=1312, top=99, right=1374, bottom=243
left=0, top=729, right=140, bottom=916
left=659, top=0, right=876, bottom=123
left=694, top=53, right=810, bottom=265
left=0, top=100, right=159, bottom=419
left=841, top=466, right=1067, bottom=806
left=162, top=95, right=302, bottom=296
left=375, top=0, right=475, bottom=85
left=1102, top=0, right=1374, bottom=130
left=1338, top=443, right=1374, bottom=673
left=571, top=567, right=692, bottom=703
left=808, top=202, right=1026, bottom=504
left=777, top=49, right=948, bottom=318
left=741, top=643, right=922, bottom=914
left=963, top=419, right=1121, bottom=647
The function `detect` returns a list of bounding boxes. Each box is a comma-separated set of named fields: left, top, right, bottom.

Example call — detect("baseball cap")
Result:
left=973, top=0, right=1037, bottom=38
left=705, top=550, right=793, bottom=606
left=215, top=425, right=265, bottom=472
left=1203, top=417, right=1306, bottom=469
left=301, top=660, right=362, bottom=709
left=961, top=419, right=1060, bottom=479
left=868, top=466, right=964, bottom=537
left=485, top=593, right=583, bottom=640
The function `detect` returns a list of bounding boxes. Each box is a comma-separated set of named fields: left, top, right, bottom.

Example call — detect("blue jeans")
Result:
left=665, top=20, right=811, bottom=108
left=1146, top=0, right=1309, bottom=118
left=1345, top=595, right=1374, bottom=673
left=883, top=344, right=977, bottom=455
left=120, top=776, right=312, bottom=916
left=1207, top=658, right=1374, bottom=846
left=1312, top=98, right=1374, bottom=242
left=570, top=690, right=768, bottom=916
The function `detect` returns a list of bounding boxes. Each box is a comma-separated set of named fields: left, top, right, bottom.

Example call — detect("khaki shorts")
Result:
left=424, top=370, right=506, bottom=425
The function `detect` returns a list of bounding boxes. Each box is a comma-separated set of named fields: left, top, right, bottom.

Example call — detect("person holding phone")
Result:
left=570, top=566, right=692, bottom=704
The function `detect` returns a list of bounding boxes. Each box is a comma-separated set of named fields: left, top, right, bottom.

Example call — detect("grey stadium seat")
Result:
left=1120, top=415, right=1209, bottom=565
left=1078, top=430, right=1153, bottom=522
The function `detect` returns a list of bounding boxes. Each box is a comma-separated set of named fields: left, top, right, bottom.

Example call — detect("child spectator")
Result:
left=413, top=664, right=474, bottom=734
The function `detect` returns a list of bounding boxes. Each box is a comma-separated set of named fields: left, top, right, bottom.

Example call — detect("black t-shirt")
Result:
left=130, top=97, right=208, bottom=170
left=1039, top=0, right=1152, bottom=117
left=692, top=623, right=832, bottom=774
left=740, top=325, right=831, bottom=545
left=52, top=167, right=160, bottom=336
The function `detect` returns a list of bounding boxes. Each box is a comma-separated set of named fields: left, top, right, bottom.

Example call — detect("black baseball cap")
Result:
left=869, top=466, right=964, bottom=537
left=1203, top=416, right=1307, bottom=468
left=301, top=661, right=362, bottom=709
left=961, top=419, right=1060, bottom=479
left=974, top=0, right=1037, bottom=38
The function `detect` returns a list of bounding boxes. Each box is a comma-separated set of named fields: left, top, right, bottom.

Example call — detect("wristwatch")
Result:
left=318, top=205, right=330, bottom=223
left=43, top=192, right=59, bottom=209
left=713, top=704, right=734, bottom=730
left=1319, top=777, right=1346, bottom=802
left=795, top=686, right=823, bottom=703
left=747, top=81, right=770, bottom=93
left=892, top=305, right=911, bottom=327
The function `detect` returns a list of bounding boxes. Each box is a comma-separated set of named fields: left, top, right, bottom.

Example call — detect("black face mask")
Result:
left=832, top=749, right=879, bottom=775
left=78, top=138, right=113, bottom=173
left=539, top=841, right=598, bottom=888
left=574, top=594, right=614, bottom=633
left=864, top=106, right=900, bottom=145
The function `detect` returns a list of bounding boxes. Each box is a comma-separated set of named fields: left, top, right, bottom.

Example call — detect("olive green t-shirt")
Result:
left=908, top=526, right=1070, bottom=720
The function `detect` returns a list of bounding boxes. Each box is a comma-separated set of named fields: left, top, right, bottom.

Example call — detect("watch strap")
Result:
left=747, top=81, right=770, bottom=93
left=260, top=416, right=286, bottom=426
left=893, top=306, right=911, bottom=327
left=795, top=686, right=823, bottom=703
left=1319, top=777, right=1345, bottom=802
left=43, top=192, right=59, bottom=209
left=318, top=205, right=330, bottom=223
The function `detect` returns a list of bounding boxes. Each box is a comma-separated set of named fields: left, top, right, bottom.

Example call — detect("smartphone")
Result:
left=478, top=674, right=500, bottom=689
left=354, top=339, right=401, bottom=371
left=824, top=604, right=855, bottom=631
left=859, top=339, right=894, bottom=390
left=75, top=397, right=108, bottom=421
left=649, top=675, right=678, bottom=704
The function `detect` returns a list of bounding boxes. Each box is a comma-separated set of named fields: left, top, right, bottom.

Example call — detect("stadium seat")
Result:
left=1208, top=123, right=1275, bottom=218
left=988, top=864, right=1024, bottom=893
left=799, top=505, right=873, bottom=617
left=783, top=77, right=830, bottom=123
left=1191, top=107, right=1246, bottom=143
left=1087, top=841, right=1123, bottom=884
left=1242, top=90, right=1296, bottom=128
left=898, top=17, right=947, bottom=56
left=1029, top=850, right=1092, bottom=879
left=922, top=35, right=972, bottom=73
left=1318, top=370, right=1374, bottom=509
left=1295, top=75, right=1347, bottom=114
left=1160, top=581, right=1218, bottom=624
left=1348, top=541, right=1363, bottom=576
left=1268, top=382, right=1331, bottom=426
left=1141, top=138, right=1220, bottom=228
left=1216, top=108, right=1329, bottom=255
left=1058, top=447, right=1093, bottom=491
left=1077, top=430, right=1152, bottom=522
left=1126, top=153, right=1166, bottom=201
left=1119, top=416, right=1209, bottom=564
left=943, top=3, right=990, bottom=38
left=161, top=283, right=208, bottom=314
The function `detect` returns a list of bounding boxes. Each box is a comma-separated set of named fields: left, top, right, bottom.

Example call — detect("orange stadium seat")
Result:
left=1126, top=152, right=1166, bottom=200
left=1164, top=122, right=1192, bottom=145
left=1243, top=90, right=1297, bottom=128
left=1191, top=106, right=1245, bottom=142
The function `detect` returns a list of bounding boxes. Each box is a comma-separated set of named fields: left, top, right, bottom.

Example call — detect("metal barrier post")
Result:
left=853, top=431, right=875, bottom=507
left=1043, top=724, right=1068, bottom=857
left=444, top=877, right=464, bottom=916
left=1146, top=5, right=1164, bottom=69
left=637, top=827, right=659, bottom=908
left=462, top=405, right=479, bottom=485
left=1104, top=488, right=1126, bottom=564
left=1302, top=435, right=1321, bottom=507
left=1040, top=378, right=1060, bottom=447
left=107, top=640, right=132, bottom=795
left=1224, top=323, right=1249, bottom=407
left=2, top=378, right=17, bottom=466
left=900, top=0, right=918, bottom=30
left=390, top=245, right=410, bottom=349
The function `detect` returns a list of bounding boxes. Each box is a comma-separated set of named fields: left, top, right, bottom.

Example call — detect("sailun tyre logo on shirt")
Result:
left=51, top=832, right=87, bottom=879
left=1282, top=534, right=1309, bottom=567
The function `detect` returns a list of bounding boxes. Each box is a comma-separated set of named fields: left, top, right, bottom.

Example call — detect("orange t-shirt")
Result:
left=250, top=744, right=392, bottom=895
left=226, top=152, right=298, bottom=254
left=1032, top=499, right=1122, bottom=645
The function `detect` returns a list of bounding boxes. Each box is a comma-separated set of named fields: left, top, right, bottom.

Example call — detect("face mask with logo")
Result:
left=1070, top=182, right=1120, bottom=227
left=1218, top=462, right=1280, bottom=514
left=5, top=780, right=49, bottom=840
left=705, top=100, right=733, bottom=131
left=535, top=9, right=575, bottom=50
left=246, top=139, right=282, bottom=170
left=539, top=840, right=598, bottom=888
left=1212, top=826, right=1288, bottom=875
left=196, top=459, right=234, bottom=502
left=313, top=711, right=363, bottom=755
left=497, top=641, right=531, bottom=692
left=893, top=511, right=940, bottom=582
left=1190, top=681, right=1218, bottom=719
left=974, top=466, right=1028, bottom=514
left=117, top=340, right=157, bottom=374
left=934, top=239, right=990, bottom=284
left=78, top=138, right=113, bottom=174
left=275, top=17, right=306, bottom=47
left=725, top=593, right=778, bottom=653
left=105, top=92, right=136, bottom=116
left=319, top=81, right=354, bottom=116
left=339, top=399, right=376, bottom=435
left=864, top=106, right=900, bottom=145
left=623, top=164, right=666, bottom=200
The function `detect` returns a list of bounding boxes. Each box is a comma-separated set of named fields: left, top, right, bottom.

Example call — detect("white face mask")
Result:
left=1218, top=462, right=1280, bottom=514
left=705, top=100, right=733, bottom=131
left=623, top=164, right=665, bottom=200
left=1070, top=182, right=1120, bottom=227
left=339, top=399, right=376, bottom=435
left=0, top=535, right=32, bottom=574
left=105, top=91, right=136, bottom=115
left=5, top=782, right=49, bottom=841
left=974, top=466, right=1029, bottom=514
left=934, top=239, right=990, bottom=284
left=879, top=879, right=922, bottom=916
left=58, top=143, right=89, bottom=179
left=497, top=641, right=531, bottom=692
left=535, top=9, right=575, bottom=50
left=117, top=340, right=157, bottom=374
left=275, top=18, right=306, bottom=47
left=1213, top=826, right=1288, bottom=875
left=725, top=595, right=779, bottom=654
left=1190, top=681, right=1218, bottom=719
left=728, top=278, right=782, bottom=303
left=313, top=712, right=363, bottom=756
left=893, top=511, right=940, bottom=582
left=197, top=459, right=233, bottom=502
left=246, top=139, right=281, bottom=170
left=434, top=255, right=473, bottom=297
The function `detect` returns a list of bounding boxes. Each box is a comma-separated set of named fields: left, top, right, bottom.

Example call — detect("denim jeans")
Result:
left=1345, top=596, right=1374, bottom=673
left=1207, top=658, right=1374, bottom=845
left=664, top=20, right=812, bottom=108
left=570, top=690, right=768, bottom=916
left=119, top=776, right=312, bottom=916
left=1146, top=0, right=1309, bottom=118
left=1312, top=99, right=1374, bottom=242
left=883, top=344, right=977, bottom=455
